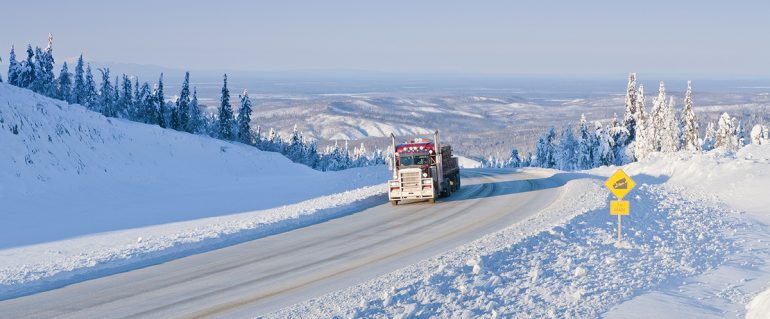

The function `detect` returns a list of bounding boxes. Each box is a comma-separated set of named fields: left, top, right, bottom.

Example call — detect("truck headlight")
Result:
left=422, top=173, right=427, bottom=177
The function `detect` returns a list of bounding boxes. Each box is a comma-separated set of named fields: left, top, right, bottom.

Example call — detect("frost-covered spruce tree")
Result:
left=702, top=122, right=716, bottom=151
left=622, top=72, right=638, bottom=141
left=594, top=121, right=615, bottom=166
left=83, top=64, right=98, bottom=109
left=32, top=35, right=56, bottom=97
left=187, top=87, right=204, bottom=134
left=750, top=124, right=764, bottom=145
left=576, top=114, right=594, bottom=169
left=117, top=74, right=133, bottom=118
left=736, top=120, right=746, bottom=148
left=72, top=55, right=85, bottom=104
left=236, top=89, right=254, bottom=144
left=680, top=81, right=699, bottom=151
left=608, top=113, right=631, bottom=165
left=16, top=45, right=36, bottom=89
left=177, top=72, right=191, bottom=131
left=508, top=148, right=521, bottom=168
left=56, top=62, right=72, bottom=102
left=557, top=126, right=578, bottom=170
left=648, top=81, right=668, bottom=152
left=218, top=74, right=235, bottom=140
left=139, top=82, right=156, bottom=124
left=98, top=68, right=114, bottom=116
left=535, top=127, right=557, bottom=168
left=714, top=112, right=738, bottom=151
left=156, top=73, right=166, bottom=128
left=659, top=96, right=680, bottom=152
left=7, top=46, right=19, bottom=85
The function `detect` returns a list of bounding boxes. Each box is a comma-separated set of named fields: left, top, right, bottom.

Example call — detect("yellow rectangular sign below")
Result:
left=610, top=200, right=629, bottom=215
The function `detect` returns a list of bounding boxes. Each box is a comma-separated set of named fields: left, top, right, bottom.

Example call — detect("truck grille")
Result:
left=401, top=171, right=421, bottom=191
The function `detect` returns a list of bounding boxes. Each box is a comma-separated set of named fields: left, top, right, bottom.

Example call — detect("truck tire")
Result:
left=390, top=200, right=398, bottom=206
left=428, top=198, right=435, bottom=203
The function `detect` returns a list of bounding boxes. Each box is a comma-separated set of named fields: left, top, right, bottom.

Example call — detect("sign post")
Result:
left=604, top=169, right=636, bottom=242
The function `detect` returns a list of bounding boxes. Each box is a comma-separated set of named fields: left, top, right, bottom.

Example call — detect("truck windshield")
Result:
left=400, top=155, right=430, bottom=166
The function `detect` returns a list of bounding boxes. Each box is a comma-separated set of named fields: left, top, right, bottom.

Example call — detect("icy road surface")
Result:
left=0, top=169, right=565, bottom=318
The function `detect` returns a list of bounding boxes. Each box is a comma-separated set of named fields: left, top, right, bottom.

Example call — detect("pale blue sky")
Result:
left=2, top=0, right=769, bottom=75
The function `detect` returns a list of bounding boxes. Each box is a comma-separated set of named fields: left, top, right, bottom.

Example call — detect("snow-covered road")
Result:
left=0, top=169, right=567, bottom=318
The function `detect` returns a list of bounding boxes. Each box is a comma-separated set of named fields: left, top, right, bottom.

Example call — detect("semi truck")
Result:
left=388, top=131, right=460, bottom=205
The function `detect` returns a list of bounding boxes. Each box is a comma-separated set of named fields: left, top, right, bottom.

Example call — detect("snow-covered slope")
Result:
left=0, top=83, right=389, bottom=298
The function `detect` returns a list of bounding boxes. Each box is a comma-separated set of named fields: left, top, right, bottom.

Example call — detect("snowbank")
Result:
left=0, top=84, right=389, bottom=299
left=456, top=155, right=482, bottom=168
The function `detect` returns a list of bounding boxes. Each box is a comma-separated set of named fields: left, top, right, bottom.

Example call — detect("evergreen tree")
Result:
left=508, top=148, right=521, bottom=168
left=187, top=87, right=204, bottom=134
left=98, top=68, right=114, bottom=116
left=32, top=35, right=56, bottom=97
left=702, top=122, right=716, bottom=151
left=622, top=72, right=638, bottom=141
left=117, top=74, right=133, bottom=118
left=649, top=81, right=667, bottom=152
left=139, top=82, right=156, bottom=124
left=72, top=54, right=86, bottom=104
left=236, top=89, right=254, bottom=144
left=714, top=112, right=738, bottom=151
left=17, top=44, right=36, bottom=88
left=594, top=122, right=615, bottom=166
left=577, top=114, right=594, bottom=169
left=608, top=113, right=631, bottom=164
left=736, top=120, right=746, bottom=148
left=659, top=96, right=680, bottom=152
left=557, top=126, right=578, bottom=170
left=83, top=64, right=98, bottom=109
left=177, top=72, right=191, bottom=131
left=535, top=127, right=557, bottom=168
left=56, top=61, right=72, bottom=102
left=156, top=73, right=166, bottom=128
left=218, top=74, right=235, bottom=140
left=680, top=81, right=700, bottom=151
left=170, top=100, right=180, bottom=130
left=750, top=125, right=765, bottom=145
left=7, top=46, right=20, bottom=85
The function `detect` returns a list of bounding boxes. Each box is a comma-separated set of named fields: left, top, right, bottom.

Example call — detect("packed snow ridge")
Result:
left=0, top=83, right=389, bottom=299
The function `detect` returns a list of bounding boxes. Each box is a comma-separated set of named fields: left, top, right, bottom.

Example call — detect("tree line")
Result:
left=484, top=73, right=770, bottom=169
left=3, top=36, right=385, bottom=171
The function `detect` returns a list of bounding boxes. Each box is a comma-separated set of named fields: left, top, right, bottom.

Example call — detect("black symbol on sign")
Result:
left=613, top=178, right=627, bottom=190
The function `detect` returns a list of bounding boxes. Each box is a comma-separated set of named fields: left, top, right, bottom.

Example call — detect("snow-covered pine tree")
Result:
left=622, top=72, right=638, bottom=141
left=680, top=81, right=699, bottom=151
left=236, top=89, right=254, bottom=144
left=17, top=45, right=36, bottom=89
left=608, top=113, right=631, bottom=165
left=187, top=87, right=204, bottom=134
left=535, top=127, right=557, bottom=168
left=177, top=72, right=191, bottom=131
left=72, top=54, right=85, bottom=104
left=7, top=46, right=20, bottom=86
left=648, top=81, right=668, bottom=152
left=508, top=148, right=521, bottom=168
left=170, top=98, right=181, bottom=130
left=557, top=126, right=578, bottom=170
left=750, top=124, right=764, bottom=145
left=32, top=35, right=56, bottom=97
left=56, top=61, right=72, bottom=102
left=577, top=114, right=594, bottom=169
left=117, top=74, right=132, bottom=118
left=138, top=82, right=155, bottom=124
left=736, top=120, right=746, bottom=148
left=594, top=121, right=615, bottom=166
left=714, top=112, right=738, bottom=151
left=659, top=96, right=680, bottom=152
left=83, top=64, right=98, bottom=110
left=156, top=73, right=166, bottom=128
left=702, top=122, right=716, bottom=151
left=98, top=68, right=114, bottom=116
left=218, top=74, right=235, bottom=140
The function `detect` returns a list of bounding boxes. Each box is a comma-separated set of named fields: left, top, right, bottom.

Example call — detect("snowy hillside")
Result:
left=271, top=147, right=770, bottom=318
left=0, top=83, right=389, bottom=298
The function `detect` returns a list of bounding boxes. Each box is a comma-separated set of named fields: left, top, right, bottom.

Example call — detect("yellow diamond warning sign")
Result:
left=610, top=200, right=629, bottom=215
left=604, top=169, right=636, bottom=199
